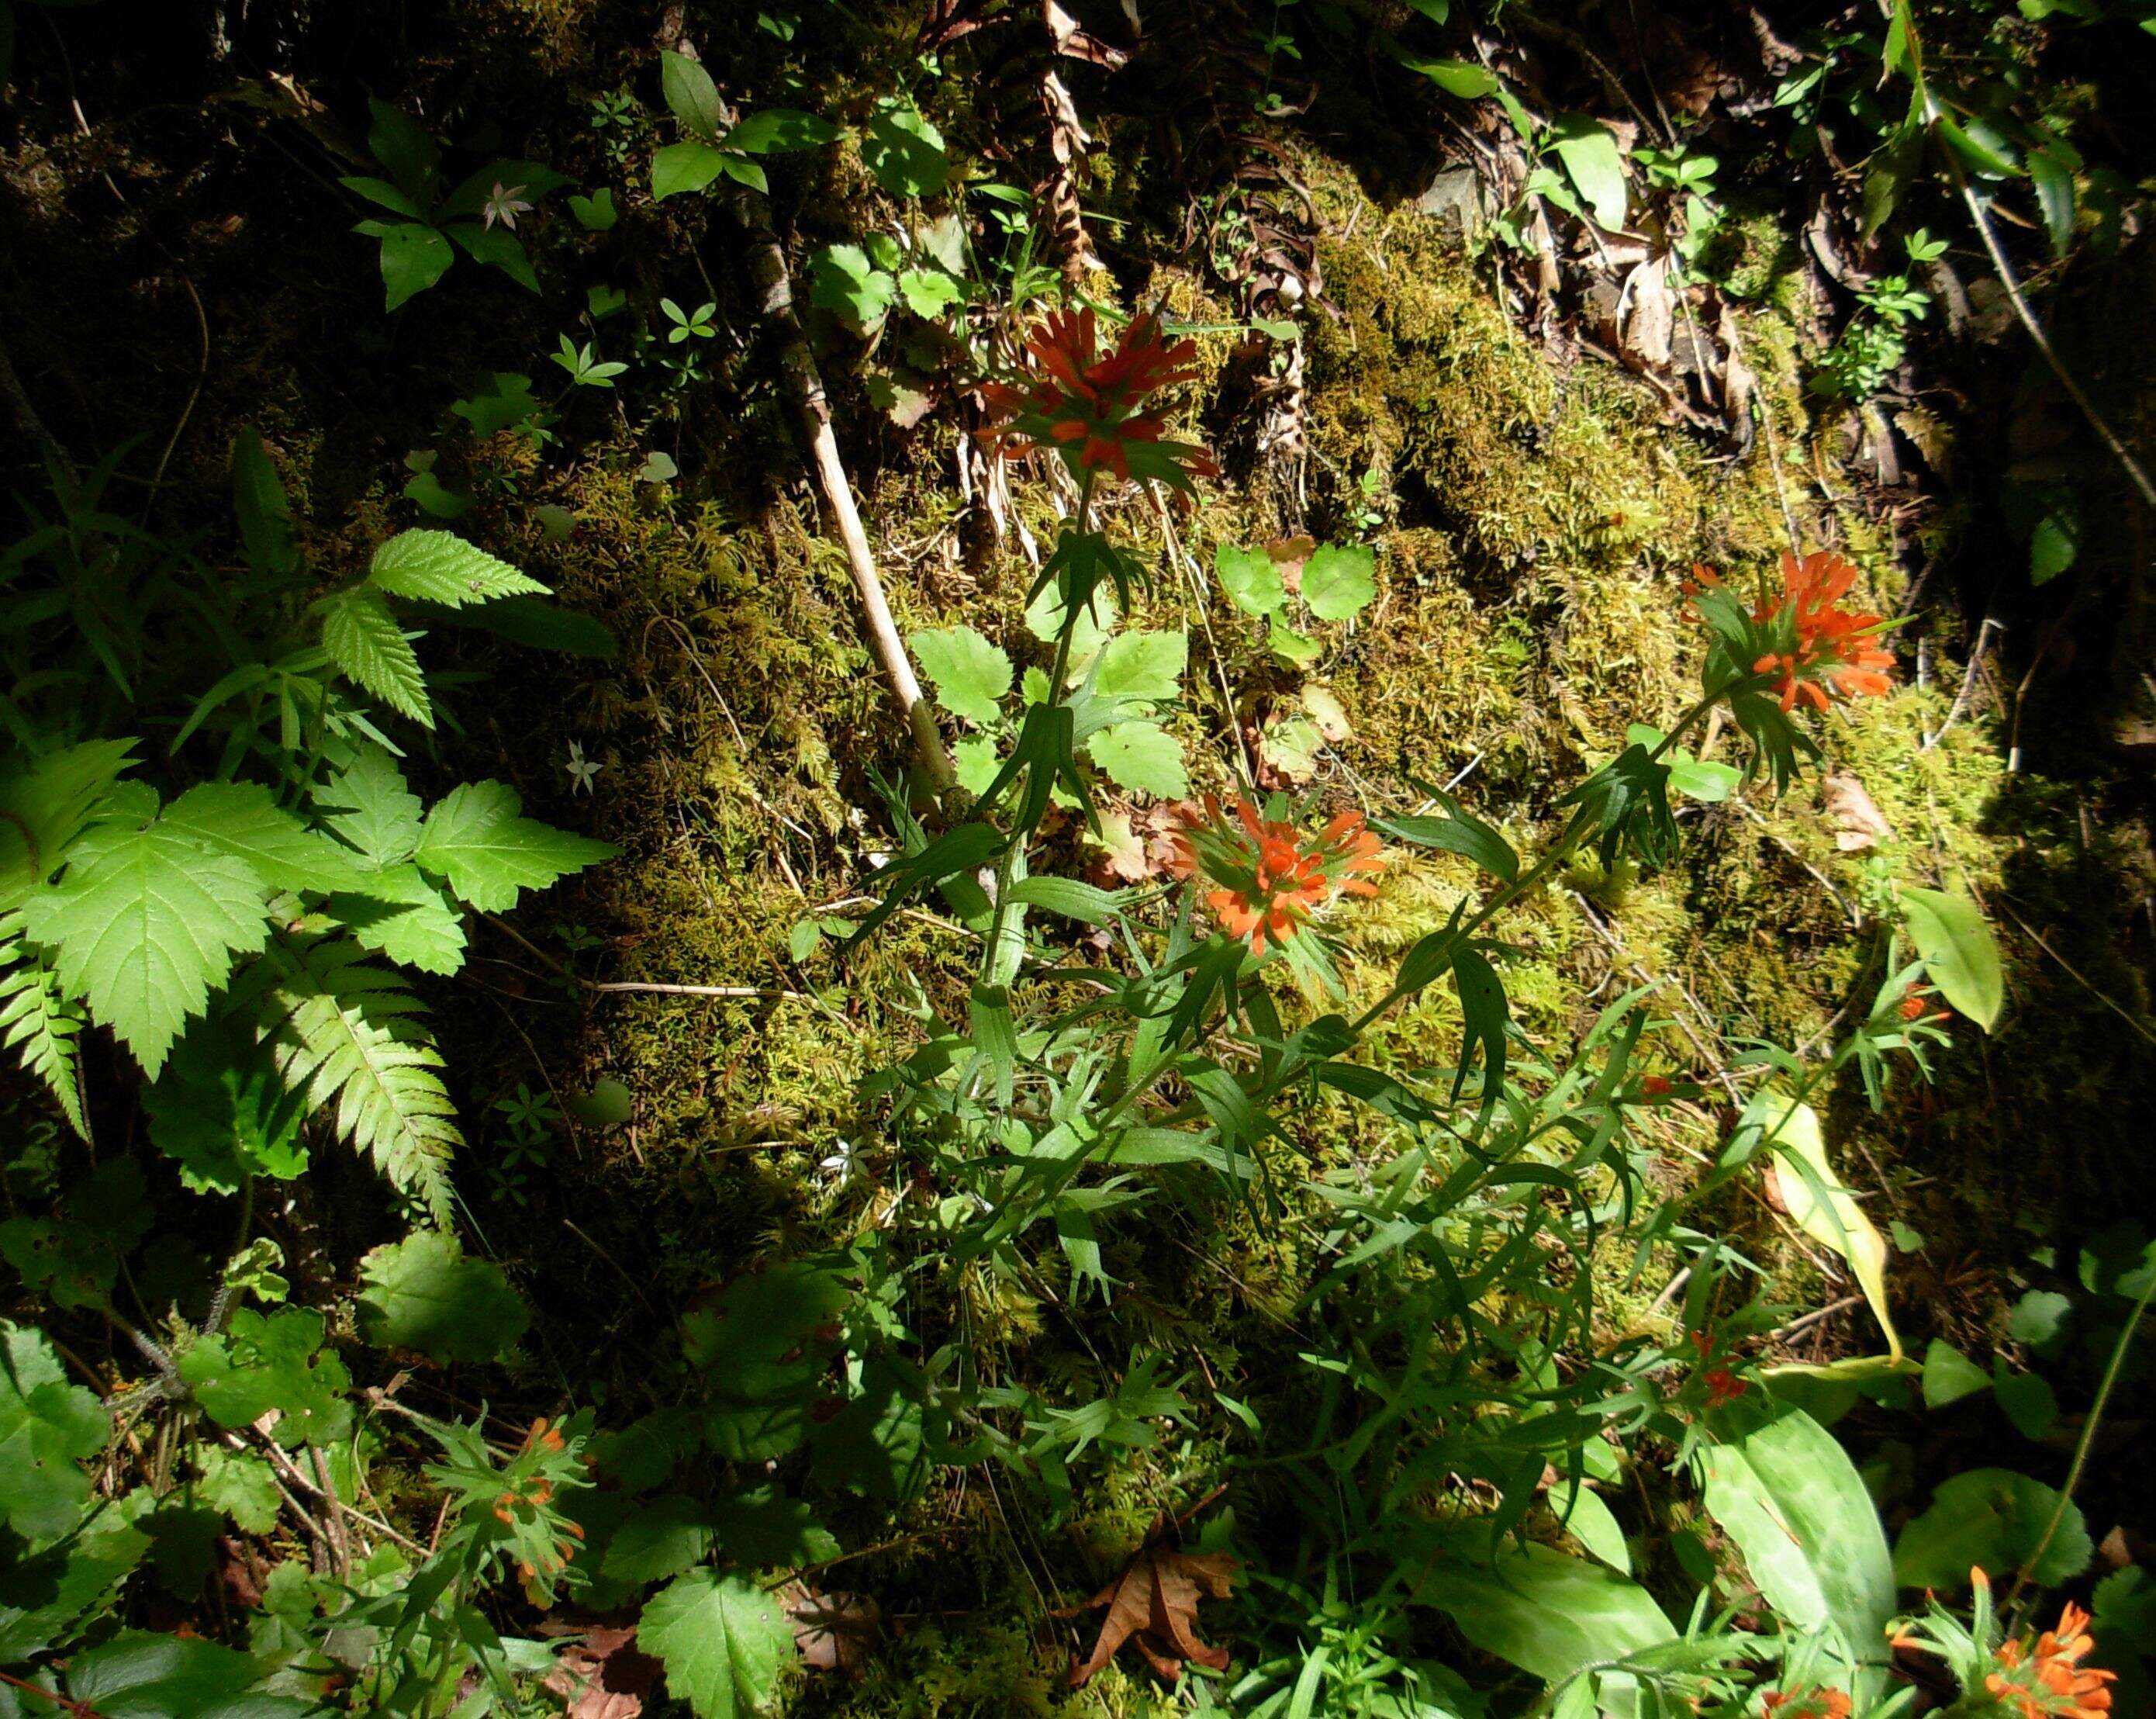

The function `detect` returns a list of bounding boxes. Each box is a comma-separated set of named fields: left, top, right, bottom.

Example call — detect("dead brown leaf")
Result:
left=541, top=1624, right=663, bottom=1719
left=1823, top=772, right=1894, bottom=852
left=783, top=1582, right=880, bottom=1678
left=1066, top=1512, right=1236, bottom=1687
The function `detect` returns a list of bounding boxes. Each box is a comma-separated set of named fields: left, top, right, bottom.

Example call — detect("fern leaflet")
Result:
left=0, top=912, right=88, bottom=1137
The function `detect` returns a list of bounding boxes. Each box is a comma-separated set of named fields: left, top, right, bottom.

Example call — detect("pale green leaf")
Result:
left=1698, top=1409, right=1896, bottom=1700
left=366, top=221, right=454, bottom=312
left=316, top=746, right=423, bottom=870
left=1215, top=545, right=1285, bottom=616
left=413, top=780, right=615, bottom=912
left=725, top=109, right=840, bottom=154
left=176, top=1306, right=353, bottom=1449
left=355, top=1230, right=529, bottom=1364
left=20, top=816, right=270, bottom=1077
left=161, top=781, right=370, bottom=894
left=327, top=864, right=467, bottom=974
left=368, top=530, right=546, bottom=607
left=0, top=739, right=140, bottom=914
left=1920, top=1339, right=1992, bottom=1409
left=192, top=1445, right=281, bottom=1537
left=1302, top=543, right=1376, bottom=621
left=641, top=1569, right=793, bottom=1719
left=1415, top=1540, right=1673, bottom=1681
left=862, top=105, right=948, bottom=198
left=1747, top=1092, right=1902, bottom=1363
left=320, top=586, right=431, bottom=728
left=908, top=626, right=1012, bottom=726
left=1087, top=722, right=1187, bottom=798
left=659, top=50, right=724, bottom=138
left=1093, top=630, right=1187, bottom=705
left=1899, top=885, right=2004, bottom=1030
left=1549, top=113, right=1629, bottom=229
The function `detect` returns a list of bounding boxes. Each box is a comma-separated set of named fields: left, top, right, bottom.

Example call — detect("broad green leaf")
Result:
left=2029, top=501, right=2079, bottom=586
left=659, top=50, right=724, bottom=140
left=1394, top=54, right=1498, bottom=99
left=682, top=1264, right=848, bottom=1461
left=161, top=780, right=368, bottom=894
left=1301, top=543, right=1376, bottom=621
left=1898, top=884, right=2004, bottom=1030
left=1747, top=1091, right=1901, bottom=1363
left=413, top=780, right=615, bottom=912
left=368, top=530, right=546, bottom=607
left=808, top=243, right=896, bottom=334
left=444, top=220, right=538, bottom=292
left=909, top=626, right=1012, bottom=725
left=1414, top=1541, right=1673, bottom=1681
left=231, top=430, right=299, bottom=578
left=328, top=864, right=467, bottom=975
left=1992, top=1366, right=2058, bottom=1441
left=0, top=1320, right=109, bottom=1543
left=1698, top=1409, right=1895, bottom=1699
left=1893, top=1468, right=2091, bottom=1590
left=320, top=586, right=430, bottom=727
left=1549, top=113, right=1629, bottom=229
left=565, top=1076, right=633, bottom=1128
left=194, top=1445, right=281, bottom=1536
left=641, top=1570, right=793, bottom=1719
left=20, top=815, right=271, bottom=1077
left=1920, top=1339, right=1992, bottom=1409
left=1087, top=721, right=1187, bottom=798
left=1094, top=630, right=1187, bottom=705
left=603, top=1495, right=713, bottom=1585
left=2007, top=1288, right=2073, bottom=1352
left=365, top=98, right=440, bottom=202
left=143, top=1021, right=308, bottom=1195
left=65, top=1631, right=310, bottom=1719
left=727, top=108, right=840, bottom=154
left=0, top=1512, right=150, bottom=1662
left=364, top=221, right=453, bottom=311
left=651, top=140, right=734, bottom=200
left=952, top=735, right=1001, bottom=797
left=1270, top=623, right=1322, bottom=665
left=709, top=1485, right=838, bottom=1569
left=316, top=746, right=423, bottom=870
left=0, top=739, right=138, bottom=912
left=568, top=187, right=617, bottom=230
left=1216, top=544, right=1285, bottom=615
left=355, top=1230, right=530, bottom=1364
left=409, top=592, right=619, bottom=659
left=862, top=104, right=948, bottom=198
left=897, top=265, right=964, bottom=319
left=176, top=1307, right=353, bottom=1450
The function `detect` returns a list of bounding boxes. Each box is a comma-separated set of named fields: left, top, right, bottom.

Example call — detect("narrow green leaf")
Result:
left=320, top=586, right=431, bottom=727
left=368, top=530, right=546, bottom=607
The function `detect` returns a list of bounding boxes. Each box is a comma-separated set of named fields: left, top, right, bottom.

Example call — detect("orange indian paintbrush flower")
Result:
left=1985, top=1601, right=2116, bottom=1719
left=1735, top=550, right=1896, bottom=712
left=979, top=306, right=1218, bottom=489
left=1166, top=796, right=1384, bottom=956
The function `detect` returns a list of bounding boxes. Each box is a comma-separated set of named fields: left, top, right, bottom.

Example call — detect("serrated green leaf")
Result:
left=1302, top=543, right=1376, bottom=621
left=20, top=813, right=271, bottom=1077
left=0, top=918, right=88, bottom=1136
left=368, top=530, right=546, bottom=607
left=809, top=243, right=897, bottom=334
left=0, top=739, right=140, bottom=913
left=161, top=780, right=369, bottom=894
left=413, top=780, right=615, bottom=912
left=0, top=1320, right=109, bottom=1544
left=862, top=105, right=948, bottom=198
left=193, top=1445, right=281, bottom=1536
left=177, top=1307, right=352, bottom=1450
left=909, top=625, right=1012, bottom=725
left=328, top=863, right=467, bottom=974
left=1899, top=884, right=2004, bottom=1030
left=1215, top=544, right=1286, bottom=616
left=641, top=1569, right=793, bottom=1719
left=952, top=735, right=1002, bottom=796
left=143, top=1020, right=309, bottom=1195
left=1093, top=630, right=1187, bottom=705
left=0, top=1509, right=148, bottom=1662
left=355, top=1230, right=529, bottom=1364
left=603, top=1495, right=714, bottom=1585
left=316, top=746, right=423, bottom=870
left=1086, top=721, right=1187, bottom=798
left=897, top=265, right=964, bottom=319
left=255, top=936, right=459, bottom=1224
left=710, top=1485, right=838, bottom=1569
left=320, top=586, right=431, bottom=727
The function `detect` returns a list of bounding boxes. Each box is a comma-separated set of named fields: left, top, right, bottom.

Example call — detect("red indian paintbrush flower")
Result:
left=979, top=306, right=1218, bottom=489
left=1762, top=1687, right=1853, bottom=1719
left=1166, top=795, right=1385, bottom=959
left=1744, top=551, right=1895, bottom=712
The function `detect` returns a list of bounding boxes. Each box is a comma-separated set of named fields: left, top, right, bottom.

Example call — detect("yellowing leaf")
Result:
left=1747, top=1093, right=1901, bottom=1363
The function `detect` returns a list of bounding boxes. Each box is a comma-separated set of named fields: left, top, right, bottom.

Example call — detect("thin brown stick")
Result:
left=727, top=191, right=955, bottom=791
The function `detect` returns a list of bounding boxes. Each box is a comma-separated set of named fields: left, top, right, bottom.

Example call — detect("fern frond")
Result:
left=253, top=934, right=458, bottom=1223
left=0, top=912, right=88, bottom=1137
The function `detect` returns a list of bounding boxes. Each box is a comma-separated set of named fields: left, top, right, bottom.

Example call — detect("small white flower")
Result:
left=819, top=1139, right=856, bottom=1185
left=482, top=182, right=534, bottom=231
left=565, top=739, right=601, bottom=794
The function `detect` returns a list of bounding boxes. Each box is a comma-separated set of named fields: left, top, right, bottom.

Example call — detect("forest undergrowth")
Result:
left=2, top=2, right=2154, bottom=1717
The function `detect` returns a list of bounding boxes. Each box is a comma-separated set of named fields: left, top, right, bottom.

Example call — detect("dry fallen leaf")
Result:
left=1067, top=1512, right=1236, bottom=1686
left=784, top=1582, right=880, bottom=1677
left=1823, top=772, right=1894, bottom=852
left=541, top=1624, right=663, bottom=1719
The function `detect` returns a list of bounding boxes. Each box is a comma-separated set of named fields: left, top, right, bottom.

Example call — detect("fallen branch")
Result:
left=727, top=191, right=955, bottom=792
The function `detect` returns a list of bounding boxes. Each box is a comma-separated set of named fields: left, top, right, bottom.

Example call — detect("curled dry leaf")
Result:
left=540, top=1624, right=664, bottom=1719
left=783, top=1580, right=880, bottom=1678
left=1266, top=535, right=1315, bottom=595
left=1823, top=772, right=1895, bottom=852
left=1066, top=1511, right=1237, bottom=1686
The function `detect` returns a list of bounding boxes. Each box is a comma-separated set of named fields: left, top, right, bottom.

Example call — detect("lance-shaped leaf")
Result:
left=1898, top=884, right=2003, bottom=1031
left=368, top=529, right=547, bottom=607
left=1747, top=1092, right=1901, bottom=1363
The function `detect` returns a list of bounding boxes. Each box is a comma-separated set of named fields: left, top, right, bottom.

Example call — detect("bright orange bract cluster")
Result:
left=1762, top=1686, right=1853, bottom=1719
left=1166, top=797, right=1384, bottom=956
left=1986, top=1602, right=2116, bottom=1719
left=980, top=306, right=1218, bottom=486
left=1747, top=550, right=1895, bottom=712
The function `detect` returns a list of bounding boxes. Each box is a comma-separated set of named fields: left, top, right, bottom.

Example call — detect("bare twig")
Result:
left=726, top=191, right=955, bottom=791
